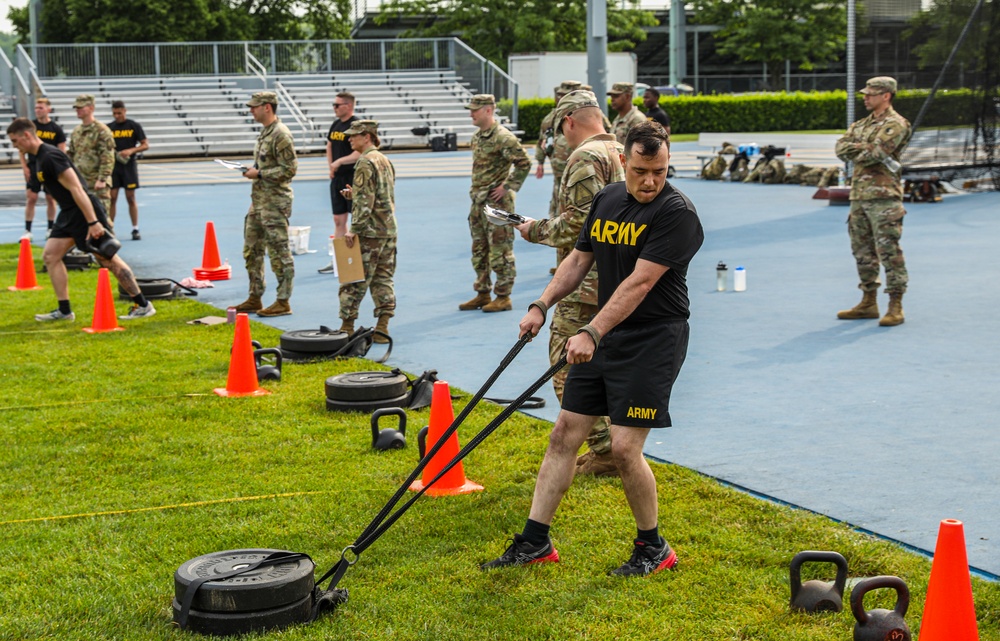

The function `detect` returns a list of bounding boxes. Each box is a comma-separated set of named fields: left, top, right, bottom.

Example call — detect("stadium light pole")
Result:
left=587, top=0, right=608, bottom=102
left=846, top=0, right=856, bottom=127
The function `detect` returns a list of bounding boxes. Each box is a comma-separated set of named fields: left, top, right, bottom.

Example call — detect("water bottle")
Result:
left=716, top=261, right=727, bottom=292
left=883, top=156, right=902, bottom=174
left=734, top=266, right=747, bottom=292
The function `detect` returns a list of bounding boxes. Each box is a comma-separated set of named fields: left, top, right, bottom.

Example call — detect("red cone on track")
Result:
left=195, top=221, right=231, bottom=280
left=82, top=268, right=125, bottom=333
left=214, top=313, right=269, bottom=397
left=919, top=519, right=980, bottom=641
left=8, top=238, right=43, bottom=291
left=409, top=380, right=483, bottom=496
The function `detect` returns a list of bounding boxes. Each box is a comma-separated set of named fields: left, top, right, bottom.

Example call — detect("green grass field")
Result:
left=1, top=244, right=998, bottom=640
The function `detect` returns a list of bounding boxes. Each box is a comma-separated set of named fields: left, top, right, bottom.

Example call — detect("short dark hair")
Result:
left=6, top=117, right=36, bottom=136
left=111, top=100, right=126, bottom=109
left=624, top=121, right=670, bottom=159
left=336, top=92, right=355, bottom=105
left=645, top=88, right=660, bottom=100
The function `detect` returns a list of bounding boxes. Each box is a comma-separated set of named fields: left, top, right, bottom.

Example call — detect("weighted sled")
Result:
left=280, top=328, right=349, bottom=354
left=173, top=549, right=315, bottom=613
left=325, top=393, right=410, bottom=413
left=170, top=594, right=313, bottom=636
left=118, top=278, right=175, bottom=300
left=324, top=371, right=409, bottom=402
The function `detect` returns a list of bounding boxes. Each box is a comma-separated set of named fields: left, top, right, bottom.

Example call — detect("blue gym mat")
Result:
left=3, top=145, right=998, bottom=577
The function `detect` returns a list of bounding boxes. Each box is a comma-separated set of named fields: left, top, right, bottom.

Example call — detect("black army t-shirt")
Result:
left=327, top=115, right=359, bottom=179
left=34, top=143, right=88, bottom=211
left=576, top=180, right=704, bottom=325
left=107, top=119, right=146, bottom=159
left=646, top=106, right=670, bottom=130
left=27, top=119, right=67, bottom=167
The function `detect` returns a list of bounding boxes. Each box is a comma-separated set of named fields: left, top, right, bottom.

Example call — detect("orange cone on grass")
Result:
left=409, top=380, right=483, bottom=496
left=82, top=268, right=125, bottom=333
left=194, top=221, right=231, bottom=281
left=214, top=312, right=269, bottom=397
left=8, top=238, right=43, bottom=291
left=919, top=518, right=979, bottom=641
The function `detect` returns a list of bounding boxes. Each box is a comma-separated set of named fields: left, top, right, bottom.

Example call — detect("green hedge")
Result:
left=508, top=90, right=978, bottom=140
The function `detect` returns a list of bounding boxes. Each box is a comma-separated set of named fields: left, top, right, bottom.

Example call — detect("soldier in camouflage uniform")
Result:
left=835, top=76, right=911, bottom=327
left=535, top=81, right=581, bottom=221
left=608, top=83, right=647, bottom=145
left=516, top=90, right=625, bottom=477
left=460, top=94, right=531, bottom=313
left=743, top=155, right=786, bottom=184
left=783, top=164, right=840, bottom=187
left=67, top=94, right=115, bottom=227
left=337, top=120, right=397, bottom=344
left=233, top=91, right=298, bottom=317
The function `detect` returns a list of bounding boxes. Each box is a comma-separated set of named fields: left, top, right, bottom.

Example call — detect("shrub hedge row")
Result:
left=502, top=89, right=979, bottom=140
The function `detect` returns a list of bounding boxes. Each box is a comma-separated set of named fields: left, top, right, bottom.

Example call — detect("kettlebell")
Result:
left=417, top=426, right=429, bottom=458
left=253, top=347, right=283, bottom=382
left=371, top=407, right=407, bottom=450
left=851, top=575, right=911, bottom=641
left=789, top=550, right=848, bottom=613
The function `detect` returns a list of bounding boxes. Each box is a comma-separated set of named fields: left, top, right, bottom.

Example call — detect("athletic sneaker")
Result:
left=610, top=537, right=677, bottom=577
left=480, top=534, right=560, bottom=570
left=20, top=231, right=32, bottom=241
left=119, top=302, right=156, bottom=320
left=317, top=261, right=336, bottom=274
left=35, top=309, right=75, bottom=322
left=131, top=229, right=141, bottom=241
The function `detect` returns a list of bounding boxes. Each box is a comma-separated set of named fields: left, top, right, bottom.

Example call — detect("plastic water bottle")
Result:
left=734, top=266, right=747, bottom=292
left=716, top=261, right=727, bottom=292
left=883, top=156, right=902, bottom=174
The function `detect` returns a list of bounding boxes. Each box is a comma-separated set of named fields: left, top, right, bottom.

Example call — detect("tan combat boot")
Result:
left=458, top=292, right=491, bottom=311
left=482, top=295, right=512, bottom=313
left=339, top=319, right=355, bottom=334
left=233, top=294, right=263, bottom=313
left=575, top=450, right=620, bottom=477
left=373, top=315, right=391, bottom=344
left=836, top=290, right=879, bottom=320
left=257, top=299, right=292, bottom=317
left=879, top=292, right=905, bottom=326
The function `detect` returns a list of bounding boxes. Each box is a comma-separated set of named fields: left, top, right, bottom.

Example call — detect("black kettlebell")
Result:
left=253, top=347, right=283, bottom=382
left=417, top=426, right=429, bottom=458
left=371, top=407, right=407, bottom=450
left=851, top=576, right=911, bottom=641
left=789, top=550, right=848, bottom=613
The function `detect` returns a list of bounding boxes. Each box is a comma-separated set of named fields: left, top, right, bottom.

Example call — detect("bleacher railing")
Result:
left=15, top=38, right=518, bottom=124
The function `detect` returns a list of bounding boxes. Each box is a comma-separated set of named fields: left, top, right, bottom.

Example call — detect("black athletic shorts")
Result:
left=330, top=174, right=352, bottom=216
left=112, top=160, right=140, bottom=190
left=26, top=176, right=42, bottom=193
left=561, top=320, right=690, bottom=428
left=50, top=194, right=114, bottom=253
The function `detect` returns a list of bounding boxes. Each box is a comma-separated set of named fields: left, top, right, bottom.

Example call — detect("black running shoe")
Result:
left=610, top=537, right=677, bottom=577
left=480, top=534, right=560, bottom=570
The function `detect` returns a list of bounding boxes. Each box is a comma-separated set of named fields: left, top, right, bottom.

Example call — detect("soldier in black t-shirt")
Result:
left=6, top=118, right=155, bottom=323
left=107, top=101, right=149, bottom=240
left=483, top=122, right=704, bottom=578
left=319, top=92, right=361, bottom=274
left=19, top=98, right=67, bottom=239
left=642, top=88, right=671, bottom=134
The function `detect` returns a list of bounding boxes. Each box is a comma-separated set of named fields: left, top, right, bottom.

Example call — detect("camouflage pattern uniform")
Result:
left=835, top=101, right=910, bottom=294
left=784, top=164, right=841, bottom=187
left=535, top=81, right=581, bottom=220
left=339, top=140, right=397, bottom=322
left=744, top=157, right=786, bottom=183
left=525, top=117, right=624, bottom=455
left=610, top=106, right=647, bottom=145
left=468, top=104, right=531, bottom=297
left=68, top=121, right=115, bottom=217
left=701, top=154, right=727, bottom=180
left=244, top=115, right=298, bottom=300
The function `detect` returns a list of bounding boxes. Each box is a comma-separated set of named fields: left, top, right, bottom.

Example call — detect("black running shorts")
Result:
left=560, top=320, right=690, bottom=428
left=112, top=160, right=140, bottom=190
left=330, top=174, right=352, bottom=216
left=50, top=194, right=114, bottom=253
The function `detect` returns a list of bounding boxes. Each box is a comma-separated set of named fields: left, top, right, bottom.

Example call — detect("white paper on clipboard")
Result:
left=214, top=158, right=249, bottom=172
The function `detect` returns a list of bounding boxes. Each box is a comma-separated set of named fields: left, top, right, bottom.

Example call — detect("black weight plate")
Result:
left=118, top=278, right=175, bottom=300
left=173, top=549, right=315, bottom=613
left=325, top=392, right=410, bottom=413
left=172, top=593, right=312, bottom=637
left=279, top=348, right=336, bottom=362
left=280, top=329, right=349, bottom=354
left=325, top=371, right=409, bottom=402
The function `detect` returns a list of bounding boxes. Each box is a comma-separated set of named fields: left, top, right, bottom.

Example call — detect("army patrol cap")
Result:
left=607, top=82, right=635, bottom=96
left=246, top=91, right=278, bottom=107
left=555, top=80, right=582, bottom=97
left=861, top=76, right=898, bottom=95
left=343, top=120, right=379, bottom=137
left=553, top=90, right=601, bottom=135
left=73, top=94, right=95, bottom=108
left=465, top=94, right=496, bottom=110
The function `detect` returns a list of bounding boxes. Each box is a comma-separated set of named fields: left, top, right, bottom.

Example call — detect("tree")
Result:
left=905, top=0, right=996, bottom=74
left=6, top=0, right=351, bottom=43
left=690, top=0, right=847, bottom=90
left=373, top=0, right=657, bottom=70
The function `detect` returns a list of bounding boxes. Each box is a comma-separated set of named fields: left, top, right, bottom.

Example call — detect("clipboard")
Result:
left=214, top=158, right=249, bottom=172
left=334, top=237, right=365, bottom=285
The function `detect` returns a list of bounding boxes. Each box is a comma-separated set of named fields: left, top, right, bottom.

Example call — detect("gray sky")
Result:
left=1, top=0, right=19, bottom=33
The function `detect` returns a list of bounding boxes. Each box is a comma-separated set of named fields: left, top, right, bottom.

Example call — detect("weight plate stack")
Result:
left=325, top=371, right=409, bottom=412
left=280, top=329, right=350, bottom=361
left=172, top=548, right=315, bottom=636
left=118, top=278, right=176, bottom=300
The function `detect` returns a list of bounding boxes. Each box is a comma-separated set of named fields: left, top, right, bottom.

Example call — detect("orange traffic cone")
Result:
left=214, top=313, right=269, bottom=397
left=919, top=518, right=980, bottom=641
left=194, top=221, right=231, bottom=281
left=82, top=268, right=125, bottom=333
left=409, top=380, right=483, bottom=496
left=8, top=238, right=43, bottom=291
